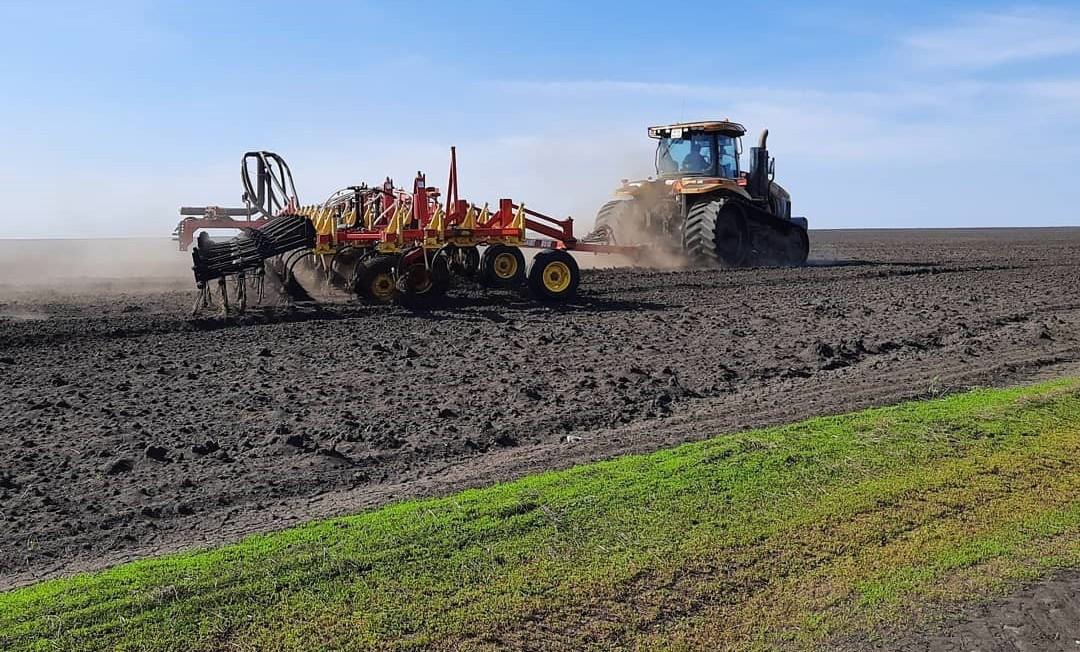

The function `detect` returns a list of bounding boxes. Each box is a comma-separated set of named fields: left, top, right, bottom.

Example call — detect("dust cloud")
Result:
left=0, top=238, right=192, bottom=297
left=550, top=142, right=691, bottom=271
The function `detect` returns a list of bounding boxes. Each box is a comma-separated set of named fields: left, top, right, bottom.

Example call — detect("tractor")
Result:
left=586, top=120, right=809, bottom=267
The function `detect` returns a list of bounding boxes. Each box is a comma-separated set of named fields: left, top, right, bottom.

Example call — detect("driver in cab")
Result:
left=681, top=141, right=710, bottom=173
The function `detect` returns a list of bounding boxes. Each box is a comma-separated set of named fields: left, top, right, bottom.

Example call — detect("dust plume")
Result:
left=0, top=238, right=193, bottom=297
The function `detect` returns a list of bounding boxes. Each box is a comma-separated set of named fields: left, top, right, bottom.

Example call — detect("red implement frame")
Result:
left=439, top=147, right=646, bottom=255
left=177, top=147, right=649, bottom=258
left=174, top=207, right=270, bottom=251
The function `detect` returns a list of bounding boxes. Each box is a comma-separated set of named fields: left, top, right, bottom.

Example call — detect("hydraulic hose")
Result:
left=241, top=151, right=299, bottom=217
left=191, top=214, right=316, bottom=285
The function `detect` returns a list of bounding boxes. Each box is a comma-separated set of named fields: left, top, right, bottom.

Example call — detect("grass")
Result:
left=3, top=380, right=1080, bottom=651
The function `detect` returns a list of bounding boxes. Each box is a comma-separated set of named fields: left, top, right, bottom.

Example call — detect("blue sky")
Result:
left=1, top=1, right=1079, bottom=237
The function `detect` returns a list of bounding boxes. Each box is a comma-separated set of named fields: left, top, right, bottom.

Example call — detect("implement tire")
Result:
left=440, top=244, right=480, bottom=278
left=481, top=245, right=526, bottom=288
left=528, top=249, right=580, bottom=301
left=429, top=252, right=451, bottom=294
left=402, top=253, right=450, bottom=298
left=353, top=254, right=398, bottom=304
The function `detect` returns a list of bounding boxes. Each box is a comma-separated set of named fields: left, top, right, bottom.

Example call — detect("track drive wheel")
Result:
left=481, top=245, right=526, bottom=288
left=787, top=226, right=810, bottom=266
left=353, top=254, right=398, bottom=303
left=682, top=199, right=750, bottom=267
left=528, top=249, right=580, bottom=301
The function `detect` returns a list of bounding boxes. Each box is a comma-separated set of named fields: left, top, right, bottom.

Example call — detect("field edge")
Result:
left=2, top=378, right=1080, bottom=651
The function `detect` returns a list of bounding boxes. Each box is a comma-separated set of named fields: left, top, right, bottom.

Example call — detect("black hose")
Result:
left=191, top=214, right=315, bottom=284
left=241, top=151, right=299, bottom=217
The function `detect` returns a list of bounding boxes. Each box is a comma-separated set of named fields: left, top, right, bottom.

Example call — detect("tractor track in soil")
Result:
left=1, top=227, right=1080, bottom=637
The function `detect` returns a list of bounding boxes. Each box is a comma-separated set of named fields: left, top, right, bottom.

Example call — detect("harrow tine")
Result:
left=254, top=269, right=265, bottom=304
left=235, top=273, right=248, bottom=313
left=191, top=285, right=213, bottom=316
left=218, top=277, right=230, bottom=315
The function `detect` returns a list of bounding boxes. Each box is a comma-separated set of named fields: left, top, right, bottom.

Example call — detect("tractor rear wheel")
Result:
left=481, top=245, right=526, bottom=287
left=353, top=254, right=398, bottom=303
left=528, top=249, right=580, bottom=301
left=682, top=199, right=750, bottom=267
left=763, top=224, right=809, bottom=267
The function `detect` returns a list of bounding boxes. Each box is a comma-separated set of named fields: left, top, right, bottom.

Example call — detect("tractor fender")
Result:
left=676, top=179, right=753, bottom=201
left=769, top=181, right=792, bottom=219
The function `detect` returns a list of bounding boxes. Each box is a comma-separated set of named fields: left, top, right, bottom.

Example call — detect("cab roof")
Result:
left=648, top=120, right=747, bottom=139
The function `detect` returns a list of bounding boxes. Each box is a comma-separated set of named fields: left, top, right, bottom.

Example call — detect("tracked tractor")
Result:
left=586, top=120, right=809, bottom=267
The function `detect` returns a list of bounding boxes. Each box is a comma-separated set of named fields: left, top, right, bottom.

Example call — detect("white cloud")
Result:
left=492, top=78, right=1011, bottom=163
left=903, top=7, right=1080, bottom=68
left=483, top=67, right=1080, bottom=229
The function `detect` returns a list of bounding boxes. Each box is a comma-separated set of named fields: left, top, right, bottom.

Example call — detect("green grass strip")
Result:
left=2, top=380, right=1080, bottom=651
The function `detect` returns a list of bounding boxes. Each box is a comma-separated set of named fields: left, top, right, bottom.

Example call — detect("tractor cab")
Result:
left=649, top=121, right=746, bottom=180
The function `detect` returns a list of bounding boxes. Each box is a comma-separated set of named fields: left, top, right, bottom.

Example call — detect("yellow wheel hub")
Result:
left=371, top=274, right=395, bottom=301
left=493, top=252, right=519, bottom=279
left=542, top=261, right=572, bottom=293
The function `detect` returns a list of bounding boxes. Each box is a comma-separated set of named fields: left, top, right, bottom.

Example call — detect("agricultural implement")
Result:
left=176, top=149, right=642, bottom=313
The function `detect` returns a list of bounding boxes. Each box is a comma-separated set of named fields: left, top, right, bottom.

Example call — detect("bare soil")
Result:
left=848, top=570, right=1080, bottom=651
left=2, top=228, right=1080, bottom=648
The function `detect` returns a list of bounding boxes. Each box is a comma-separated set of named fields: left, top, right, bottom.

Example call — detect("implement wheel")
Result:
left=328, top=245, right=367, bottom=291
left=401, top=253, right=450, bottom=298
left=353, top=255, right=398, bottom=304
left=481, top=245, right=526, bottom=288
left=528, top=249, right=580, bottom=301
left=443, top=245, right=480, bottom=277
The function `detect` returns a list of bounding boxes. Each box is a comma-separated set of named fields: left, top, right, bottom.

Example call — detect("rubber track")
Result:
left=588, top=200, right=629, bottom=244
left=682, top=198, right=732, bottom=265
left=684, top=198, right=807, bottom=267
